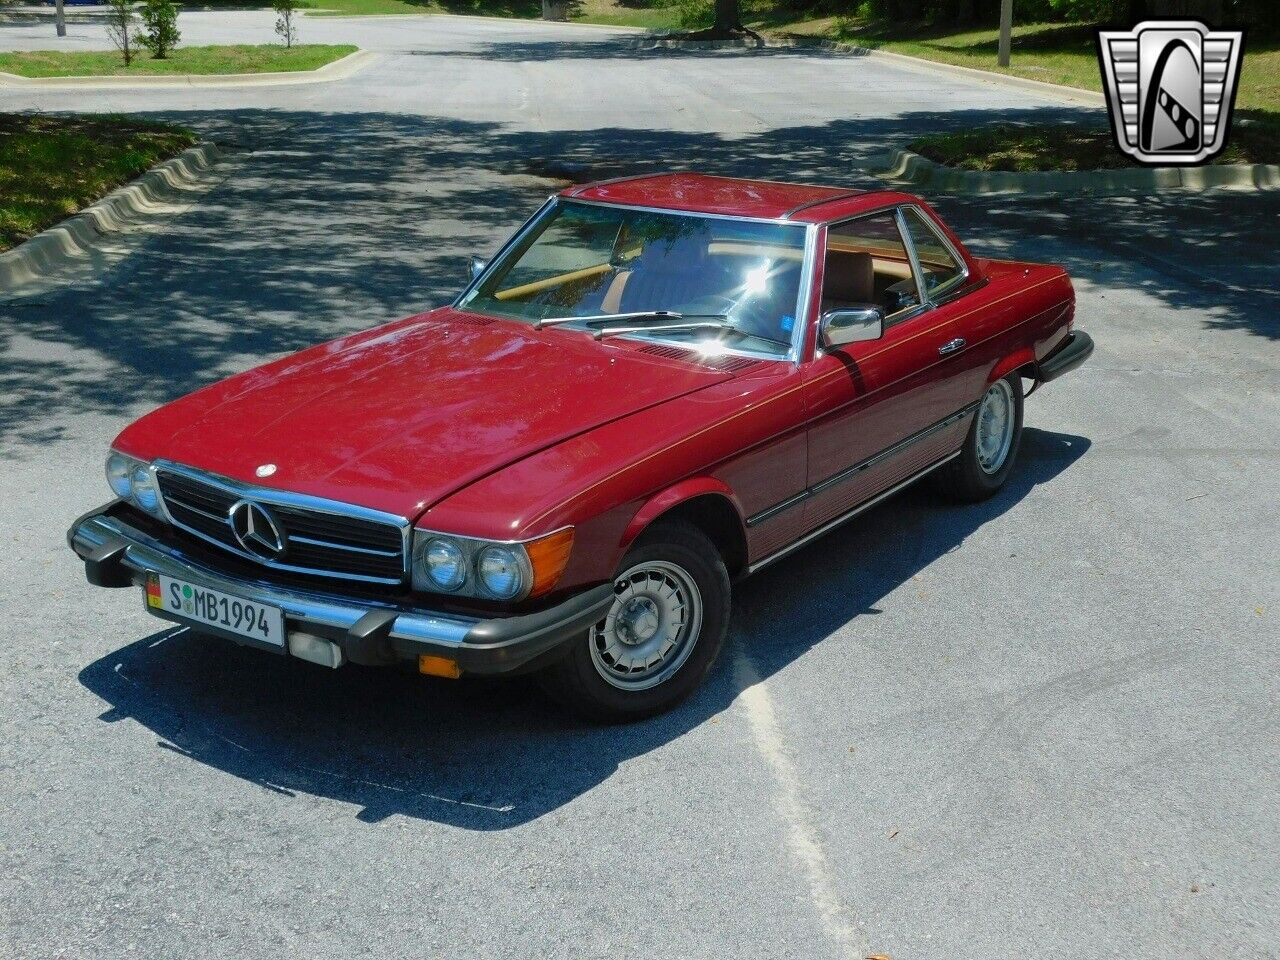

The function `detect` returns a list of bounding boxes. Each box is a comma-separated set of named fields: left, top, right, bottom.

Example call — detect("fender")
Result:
left=989, top=347, right=1037, bottom=386
left=619, top=477, right=745, bottom=553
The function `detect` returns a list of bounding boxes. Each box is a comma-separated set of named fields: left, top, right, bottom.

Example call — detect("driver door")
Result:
left=802, top=208, right=973, bottom=532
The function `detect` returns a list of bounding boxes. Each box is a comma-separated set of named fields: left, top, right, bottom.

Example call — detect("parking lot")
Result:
left=2, top=13, right=1278, bottom=959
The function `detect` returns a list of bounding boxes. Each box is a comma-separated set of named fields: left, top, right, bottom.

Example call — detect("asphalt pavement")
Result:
left=1, top=13, right=1277, bottom=960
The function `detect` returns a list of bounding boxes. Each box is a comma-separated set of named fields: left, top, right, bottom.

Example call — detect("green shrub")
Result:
left=138, top=0, right=181, bottom=59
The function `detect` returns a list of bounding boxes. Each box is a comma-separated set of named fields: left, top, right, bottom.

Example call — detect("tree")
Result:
left=273, top=0, right=298, bottom=48
left=104, top=0, right=137, bottom=67
left=138, top=0, right=180, bottom=59
left=712, top=0, right=741, bottom=33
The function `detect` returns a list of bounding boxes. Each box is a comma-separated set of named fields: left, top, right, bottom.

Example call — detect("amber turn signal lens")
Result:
left=526, top=528, right=575, bottom=598
left=418, top=655, right=462, bottom=679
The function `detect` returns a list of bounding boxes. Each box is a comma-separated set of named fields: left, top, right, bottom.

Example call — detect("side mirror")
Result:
left=468, top=257, right=487, bottom=281
left=820, top=307, right=884, bottom=350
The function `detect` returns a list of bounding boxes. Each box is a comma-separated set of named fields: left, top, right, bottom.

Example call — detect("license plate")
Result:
left=145, top=572, right=285, bottom=647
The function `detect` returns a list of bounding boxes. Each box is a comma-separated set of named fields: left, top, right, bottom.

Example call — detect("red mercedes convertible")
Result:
left=69, top=174, right=1092, bottom=719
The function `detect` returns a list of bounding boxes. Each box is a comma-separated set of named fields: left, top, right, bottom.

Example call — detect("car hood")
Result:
left=116, top=310, right=733, bottom=519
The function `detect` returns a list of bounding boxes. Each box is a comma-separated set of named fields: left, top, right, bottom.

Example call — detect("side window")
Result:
left=822, top=212, right=921, bottom=324
left=901, top=207, right=965, bottom=299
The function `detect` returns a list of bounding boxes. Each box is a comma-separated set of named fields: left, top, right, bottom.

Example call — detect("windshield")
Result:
left=458, top=201, right=809, bottom=358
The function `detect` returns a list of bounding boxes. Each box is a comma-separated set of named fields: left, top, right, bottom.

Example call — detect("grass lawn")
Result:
left=571, top=0, right=680, bottom=29
left=908, top=117, right=1280, bottom=170
left=0, top=44, right=357, bottom=77
left=0, top=113, right=196, bottom=251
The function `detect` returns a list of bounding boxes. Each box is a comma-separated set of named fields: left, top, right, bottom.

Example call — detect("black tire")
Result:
left=935, top=373, right=1024, bottom=503
left=538, top=522, right=731, bottom=722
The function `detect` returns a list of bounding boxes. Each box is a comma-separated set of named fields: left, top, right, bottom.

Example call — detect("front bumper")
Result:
left=67, top=504, right=613, bottom=675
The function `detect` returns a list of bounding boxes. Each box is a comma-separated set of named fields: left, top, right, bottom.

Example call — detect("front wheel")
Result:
left=538, top=522, right=731, bottom=722
left=936, top=373, right=1024, bottom=502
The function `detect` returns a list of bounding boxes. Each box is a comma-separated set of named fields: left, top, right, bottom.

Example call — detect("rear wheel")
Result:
left=539, top=522, right=730, bottom=721
left=936, top=373, right=1024, bottom=502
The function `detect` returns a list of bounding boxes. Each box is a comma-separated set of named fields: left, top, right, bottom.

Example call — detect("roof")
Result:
left=564, top=173, right=894, bottom=222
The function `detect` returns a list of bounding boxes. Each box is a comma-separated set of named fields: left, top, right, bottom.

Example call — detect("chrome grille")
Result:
left=154, top=464, right=408, bottom=584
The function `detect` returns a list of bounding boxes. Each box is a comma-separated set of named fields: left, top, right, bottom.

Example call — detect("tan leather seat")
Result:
left=822, top=251, right=875, bottom=312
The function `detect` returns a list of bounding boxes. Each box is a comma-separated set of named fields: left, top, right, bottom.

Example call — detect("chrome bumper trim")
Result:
left=70, top=513, right=475, bottom=646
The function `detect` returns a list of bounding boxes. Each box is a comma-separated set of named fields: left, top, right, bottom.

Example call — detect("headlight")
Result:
left=106, top=450, right=164, bottom=516
left=423, top=538, right=467, bottom=591
left=477, top=545, right=524, bottom=600
left=131, top=465, right=160, bottom=513
left=411, top=528, right=573, bottom=601
left=106, top=452, right=133, bottom=499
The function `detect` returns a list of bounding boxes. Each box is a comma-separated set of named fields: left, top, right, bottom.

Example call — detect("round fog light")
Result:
left=478, top=546, right=523, bottom=599
left=424, top=538, right=466, bottom=591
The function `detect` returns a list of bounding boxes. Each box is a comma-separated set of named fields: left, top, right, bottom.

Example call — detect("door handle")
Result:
left=938, top=338, right=966, bottom=356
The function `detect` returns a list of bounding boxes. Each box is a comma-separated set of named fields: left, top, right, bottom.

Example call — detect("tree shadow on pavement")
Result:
left=77, top=426, right=1090, bottom=829
left=1, top=104, right=1273, bottom=452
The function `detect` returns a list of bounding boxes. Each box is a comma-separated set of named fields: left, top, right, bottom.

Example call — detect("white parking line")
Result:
left=732, top=650, right=869, bottom=959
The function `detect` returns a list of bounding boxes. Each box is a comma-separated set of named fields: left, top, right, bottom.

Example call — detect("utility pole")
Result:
left=55, top=0, right=67, bottom=37
left=998, top=0, right=1013, bottom=67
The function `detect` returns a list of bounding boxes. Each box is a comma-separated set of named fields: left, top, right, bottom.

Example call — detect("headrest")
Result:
left=823, top=251, right=874, bottom=305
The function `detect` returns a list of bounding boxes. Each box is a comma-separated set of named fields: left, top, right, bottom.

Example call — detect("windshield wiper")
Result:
left=534, top=310, right=682, bottom=330
left=533, top=309, right=736, bottom=341
left=593, top=317, right=734, bottom=341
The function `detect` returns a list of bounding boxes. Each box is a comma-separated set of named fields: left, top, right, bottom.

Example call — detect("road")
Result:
left=1, top=13, right=1278, bottom=960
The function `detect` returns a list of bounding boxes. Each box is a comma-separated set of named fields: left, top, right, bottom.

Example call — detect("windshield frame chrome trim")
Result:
left=791, top=223, right=819, bottom=363
left=560, top=195, right=814, bottom=226
left=453, top=195, right=558, bottom=308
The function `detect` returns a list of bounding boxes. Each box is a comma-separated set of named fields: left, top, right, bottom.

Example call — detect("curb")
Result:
left=0, top=48, right=379, bottom=88
left=632, top=34, right=1105, bottom=106
left=636, top=37, right=768, bottom=50
left=0, top=141, right=229, bottom=293
left=869, top=146, right=1280, bottom=195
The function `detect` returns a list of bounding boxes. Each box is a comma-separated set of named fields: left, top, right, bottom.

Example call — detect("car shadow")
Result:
left=77, top=426, right=1089, bottom=830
